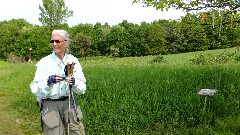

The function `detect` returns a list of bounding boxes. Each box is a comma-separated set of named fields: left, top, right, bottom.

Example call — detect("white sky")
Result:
left=0, top=0, right=186, bottom=26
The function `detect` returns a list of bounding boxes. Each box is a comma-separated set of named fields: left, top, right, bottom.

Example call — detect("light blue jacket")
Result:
left=30, top=52, right=86, bottom=99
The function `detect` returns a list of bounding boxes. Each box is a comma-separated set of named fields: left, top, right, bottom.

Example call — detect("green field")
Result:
left=0, top=48, right=240, bottom=134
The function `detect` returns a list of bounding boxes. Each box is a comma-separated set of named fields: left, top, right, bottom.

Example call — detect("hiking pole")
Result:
left=66, top=62, right=84, bottom=135
left=66, top=63, right=74, bottom=135
left=66, top=62, right=80, bottom=135
left=70, top=87, right=84, bottom=135
left=68, top=90, right=71, bottom=135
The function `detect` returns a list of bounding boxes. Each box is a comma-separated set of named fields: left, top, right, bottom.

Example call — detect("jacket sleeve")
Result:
left=71, top=60, right=86, bottom=95
left=30, top=61, right=52, bottom=98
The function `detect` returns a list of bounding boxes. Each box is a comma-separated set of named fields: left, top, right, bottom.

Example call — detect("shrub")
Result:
left=150, top=54, right=164, bottom=64
left=189, top=51, right=237, bottom=65
left=7, top=53, right=26, bottom=63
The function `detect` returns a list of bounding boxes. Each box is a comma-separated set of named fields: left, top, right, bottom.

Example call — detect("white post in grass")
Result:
left=198, top=89, right=217, bottom=108
left=28, top=48, right=33, bottom=63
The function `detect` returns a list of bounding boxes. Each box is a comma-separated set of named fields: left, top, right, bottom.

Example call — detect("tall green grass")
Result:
left=81, top=63, right=240, bottom=134
left=0, top=47, right=239, bottom=134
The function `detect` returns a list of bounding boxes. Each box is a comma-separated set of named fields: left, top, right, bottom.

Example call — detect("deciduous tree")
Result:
left=132, top=0, right=240, bottom=11
left=39, top=0, right=73, bottom=31
left=74, top=32, right=92, bottom=59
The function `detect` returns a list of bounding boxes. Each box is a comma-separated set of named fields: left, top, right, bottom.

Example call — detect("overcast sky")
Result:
left=0, top=0, right=186, bottom=26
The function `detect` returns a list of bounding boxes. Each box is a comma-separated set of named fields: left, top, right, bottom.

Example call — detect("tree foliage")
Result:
left=132, top=0, right=240, bottom=11
left=0, top=19, right=31, bottom=59
left=146, top=23, right=168, bottom=55
left=39, top=0, right=73, bottom=31
left=1, top=12, right=240, bottom=61
left=73, top=32, right=92, bottom=58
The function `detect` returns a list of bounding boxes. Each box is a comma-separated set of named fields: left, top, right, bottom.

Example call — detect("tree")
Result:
left=92, top=22, right=111, bottom=56
left=0, top=19, right=31, bottom=60
left=146, top=23, right=168, bottom=55
left=107, top=25, right=132, bottom=57
left=39, top=0, right=73, bottom=31
left=17, top=26, right=51, bottom=61
left=132, top=0, right=240, bottom=11
left=153, top=19, right=184, bottom=54
left=74, top=32, right=92, bottom=59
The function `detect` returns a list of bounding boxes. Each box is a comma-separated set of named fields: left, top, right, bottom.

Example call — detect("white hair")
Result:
left=51, top=29, right=71, bottom=54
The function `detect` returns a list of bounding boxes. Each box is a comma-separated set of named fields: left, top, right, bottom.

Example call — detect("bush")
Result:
left=189, top=51, right=237, bottom=65
left=7, top=53, right=26, bottom=63
left=234, top=52, right=240, bottom=62
left=150, top=54, right=164, bottom=64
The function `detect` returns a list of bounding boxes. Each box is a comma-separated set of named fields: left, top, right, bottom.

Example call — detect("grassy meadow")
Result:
left=0, top=48, right=240, bottom=134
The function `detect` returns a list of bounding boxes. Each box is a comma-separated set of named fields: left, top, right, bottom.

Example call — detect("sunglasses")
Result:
left=49, top=40, right=67, bottom=43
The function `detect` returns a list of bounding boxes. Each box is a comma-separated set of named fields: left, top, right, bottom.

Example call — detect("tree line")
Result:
left=0, top=10, right=240, bottom=61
